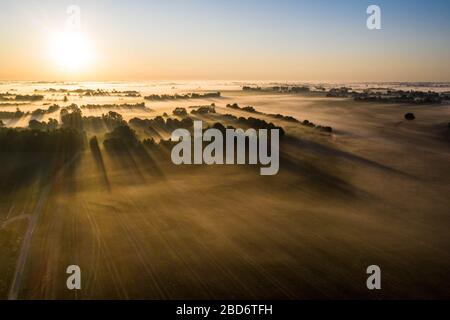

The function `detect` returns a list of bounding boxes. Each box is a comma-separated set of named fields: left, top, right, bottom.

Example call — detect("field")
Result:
left=0, top=82, right=449, bottom=299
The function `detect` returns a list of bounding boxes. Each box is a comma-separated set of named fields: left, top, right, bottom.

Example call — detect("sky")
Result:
left=0, top=0, right=449, bottom=82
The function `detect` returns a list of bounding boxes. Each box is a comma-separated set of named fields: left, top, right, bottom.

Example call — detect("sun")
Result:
left=48, top=30, right=93, bottom=72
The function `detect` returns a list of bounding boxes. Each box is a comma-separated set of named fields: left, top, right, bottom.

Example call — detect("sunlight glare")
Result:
left=48, top=30, right=93, bottom=72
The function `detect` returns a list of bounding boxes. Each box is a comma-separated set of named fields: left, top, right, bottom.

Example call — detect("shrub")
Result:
left=173, top=107, right=188, bottom=116
left=405, top=113, right=415, bottom=120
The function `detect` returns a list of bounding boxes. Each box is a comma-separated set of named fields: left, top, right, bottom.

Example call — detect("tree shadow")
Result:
left=89, top=136, right=111, bottom=192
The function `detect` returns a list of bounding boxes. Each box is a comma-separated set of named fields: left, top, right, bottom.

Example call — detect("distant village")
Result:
left=328, top=87, right=450, bottom=104
left=242, top=85, right=450, bottom=104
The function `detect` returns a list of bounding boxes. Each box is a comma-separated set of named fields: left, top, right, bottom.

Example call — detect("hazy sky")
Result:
left=1, top=0, right=449, bottom=81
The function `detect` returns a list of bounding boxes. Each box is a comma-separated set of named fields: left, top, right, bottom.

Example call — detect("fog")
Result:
left=0, top=82, right=449, bottom=299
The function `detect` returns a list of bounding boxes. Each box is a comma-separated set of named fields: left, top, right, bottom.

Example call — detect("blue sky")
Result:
left=1, top=0, right=449, bottom=81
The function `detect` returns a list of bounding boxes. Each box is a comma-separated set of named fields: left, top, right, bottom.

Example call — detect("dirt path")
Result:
left=8, top=184, right=51, bottom=300
left=8, top=153, right=81, bottom=300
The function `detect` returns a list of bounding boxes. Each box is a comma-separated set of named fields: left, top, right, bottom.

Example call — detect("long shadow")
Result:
left=133, top=145, right=166, bottom=178
left=283, top=135, right=416, bottom=179
left=104, top=146, right=146, bottom=184
left=0, top=153, right=47, bottom=194
left=278, top=150, right=370, bottom=200
left=4, top=116, right=26, bottom=127
left=89, top=136, right=111, bottom=191
left=0, top=151, right=82, bottom=195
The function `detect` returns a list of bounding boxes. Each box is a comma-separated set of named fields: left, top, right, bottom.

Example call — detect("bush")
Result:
left=191, top=105, right=216, bottom=114
left=405, top=113, right=415, bottom=120
left=173, top=107, right=188, bottom=116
